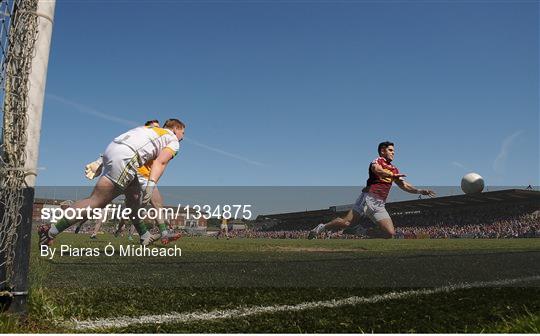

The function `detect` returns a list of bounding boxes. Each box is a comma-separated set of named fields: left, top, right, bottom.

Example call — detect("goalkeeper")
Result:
left=82, top=120, right=181, bottom=244
left=39, top=118, right=185, bottom=248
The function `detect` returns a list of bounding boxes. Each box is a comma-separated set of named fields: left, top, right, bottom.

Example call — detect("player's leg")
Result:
left=149, top=186, right=181, bottom=244
left=40, top=176, right=121, bottom=246
left=363, top=195, right=395, bottom=239
left=124, top=181, right=149, bottom=241
left=308, top=210, right=353, bottom=239
left=309, top=193, right=369, bottom=239
left=124, top=180, right=160, bottom=246
left=91, top=216, right=105, bottom=239
left=127, top=222, right=136, bottom=241
left=120, top=217, right=136, bottom=241
left=74, top=218, right=87, bottom=234
left=308, top=210, right=356, bottom=239
left=368, top=217, right=395, bottom=238
left=149, top=187, right=170, bottom=238
left=327, top=210, right=356, bottom=230
left=115, top=218, right=126, bottom=237
left=40, top=143, right=141, bottom=247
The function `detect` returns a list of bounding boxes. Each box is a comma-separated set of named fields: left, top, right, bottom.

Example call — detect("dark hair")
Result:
left=378, top=141, right=394, bottom=155
left=163, top=118, right=186, bottom=129
left=144, top=119, right=159, bottom=126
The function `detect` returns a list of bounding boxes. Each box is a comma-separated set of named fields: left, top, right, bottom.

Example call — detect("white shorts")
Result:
left=352, top=192, right=390, bottom=223
left=101, top=142, right=141, bottom=190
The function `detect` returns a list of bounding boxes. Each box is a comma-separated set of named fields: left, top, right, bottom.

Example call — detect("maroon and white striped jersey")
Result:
left=362, top=157, right=400, bottom=201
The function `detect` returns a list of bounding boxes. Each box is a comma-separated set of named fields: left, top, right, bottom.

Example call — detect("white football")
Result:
left=461, top=172, right=485, bottom=194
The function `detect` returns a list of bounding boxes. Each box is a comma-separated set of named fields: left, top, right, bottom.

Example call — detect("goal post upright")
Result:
left=23, top=0, right=55, bottom=187
left=6, top=0, right=55, bottom=314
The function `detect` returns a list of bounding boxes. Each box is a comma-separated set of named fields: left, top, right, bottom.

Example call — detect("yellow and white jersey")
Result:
left=113, top=126, right=179, bottom=166
left=137, top=160, right=153, bottom=179
left=220, top=219, right=228, bottom=230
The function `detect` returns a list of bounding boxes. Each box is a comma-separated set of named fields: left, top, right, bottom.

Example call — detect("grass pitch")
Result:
left=1, top=234, right=539, bottom=332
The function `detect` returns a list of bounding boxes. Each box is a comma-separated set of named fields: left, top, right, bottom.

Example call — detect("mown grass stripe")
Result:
left=72, top=275, right=540, bottom=331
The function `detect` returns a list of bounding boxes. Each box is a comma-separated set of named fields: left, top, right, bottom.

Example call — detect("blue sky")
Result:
left=38, top=0, right=538, bottom=188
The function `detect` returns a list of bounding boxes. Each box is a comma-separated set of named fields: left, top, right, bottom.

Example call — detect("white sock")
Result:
left=49, top=225, right=59, bottom=237
left=314, top=223, right=325, bottom=233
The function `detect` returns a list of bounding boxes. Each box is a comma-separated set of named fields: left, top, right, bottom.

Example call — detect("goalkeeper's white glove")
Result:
left=84, top=155, right=103, bottom=180
left=141, top=179, right=156, bottom=206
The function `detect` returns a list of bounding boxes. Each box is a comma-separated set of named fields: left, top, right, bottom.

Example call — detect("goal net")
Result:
left=0, top=0, right=40, bottom=297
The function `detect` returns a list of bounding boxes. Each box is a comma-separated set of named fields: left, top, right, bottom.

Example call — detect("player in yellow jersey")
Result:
left=82, top=120, right=181, bottom=244
left=216, top=218, right=229, bottom=239
left=39, top=118, right=185, bottom=248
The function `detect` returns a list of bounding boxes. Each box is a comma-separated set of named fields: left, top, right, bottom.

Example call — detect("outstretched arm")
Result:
left=148, top=149, right=174, bottom=183
left=394, top=179, right=436, bottom=197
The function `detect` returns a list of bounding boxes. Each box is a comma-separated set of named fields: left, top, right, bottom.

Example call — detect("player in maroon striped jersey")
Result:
left=309, top=141, right=435, bottom=239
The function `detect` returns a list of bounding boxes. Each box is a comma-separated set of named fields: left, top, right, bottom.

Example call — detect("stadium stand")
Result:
left=255, top=189, right=540, bottom=239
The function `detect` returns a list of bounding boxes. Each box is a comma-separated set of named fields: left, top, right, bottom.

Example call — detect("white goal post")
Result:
left=0, top=0, right=55, bottom=314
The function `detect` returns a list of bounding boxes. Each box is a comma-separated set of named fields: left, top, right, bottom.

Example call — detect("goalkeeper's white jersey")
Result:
left=113, top=126, right=179, bottom=165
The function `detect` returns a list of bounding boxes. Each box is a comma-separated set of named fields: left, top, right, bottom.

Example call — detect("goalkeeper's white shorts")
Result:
left=102, top=142, right=142, bottom=190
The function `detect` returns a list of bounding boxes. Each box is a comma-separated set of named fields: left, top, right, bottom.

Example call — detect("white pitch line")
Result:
left=72, top=275, right=540, bottom=331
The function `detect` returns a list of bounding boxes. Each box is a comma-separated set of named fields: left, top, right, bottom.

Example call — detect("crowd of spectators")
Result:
left=227, top=213, right=539, bottom=239
left=214, top=229, right=309, bottom=239
left=247, top=205, right=540, bottom=239
left=395, top=215, right=539, bottom=239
